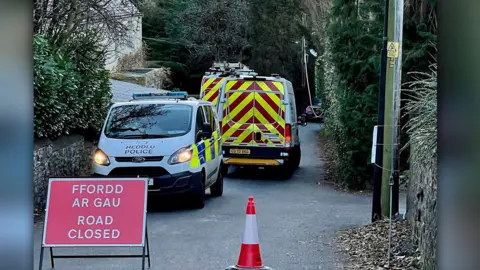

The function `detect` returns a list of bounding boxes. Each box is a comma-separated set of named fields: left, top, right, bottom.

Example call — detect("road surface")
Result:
left=33, top=123, right=377, bottom=270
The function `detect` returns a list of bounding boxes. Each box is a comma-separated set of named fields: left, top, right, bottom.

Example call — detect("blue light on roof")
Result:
left=166, top=91, right=188, bottom=96
left=132, top=91, right=188, bottom=100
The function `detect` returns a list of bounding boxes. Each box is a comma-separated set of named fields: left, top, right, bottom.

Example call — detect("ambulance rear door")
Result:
left=200, top=75, right=225, bottom=106
left=220, top=78, right=286, bottom=149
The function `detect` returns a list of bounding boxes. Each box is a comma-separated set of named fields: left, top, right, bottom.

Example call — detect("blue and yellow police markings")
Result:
left=204, top=138, right=211, bottom=163
left=190, top=144, right=201, bottom=168
left=213, top=131, right=219, bottom=157
left=197, top=141, right=206, bottom=165
left=189, top=131, right=220, bottom=169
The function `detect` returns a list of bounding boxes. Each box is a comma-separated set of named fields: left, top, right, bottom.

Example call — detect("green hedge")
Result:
left=318, top=0, right=436, bottom=189
left=34, top=34, right=112, bottom=139
left=318, top=0, right=383, bottom=189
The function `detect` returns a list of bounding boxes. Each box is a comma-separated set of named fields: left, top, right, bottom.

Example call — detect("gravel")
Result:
left=334, top=219, right=421, bottom=269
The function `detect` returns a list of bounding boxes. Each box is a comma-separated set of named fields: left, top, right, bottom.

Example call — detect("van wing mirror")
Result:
left=201, top=122, right=213, bottom=138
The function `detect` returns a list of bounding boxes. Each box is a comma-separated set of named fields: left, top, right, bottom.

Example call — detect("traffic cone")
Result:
left=225, top=196, right=273, bottom=270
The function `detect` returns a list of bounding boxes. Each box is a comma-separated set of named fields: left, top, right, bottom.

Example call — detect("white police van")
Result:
left=93, top=91, right=224, bottom=209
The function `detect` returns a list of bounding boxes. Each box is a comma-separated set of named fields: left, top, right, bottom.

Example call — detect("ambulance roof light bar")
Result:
left=131, top=91, right=189, bottom=100
left=206, top=62, right=257, bottom=77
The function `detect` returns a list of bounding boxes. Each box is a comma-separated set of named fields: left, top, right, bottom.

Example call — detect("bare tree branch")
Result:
left=34, top=0, right=141, bottom=51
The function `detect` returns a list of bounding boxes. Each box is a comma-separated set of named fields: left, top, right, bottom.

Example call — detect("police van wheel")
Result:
left=191, top=178, right=206, bottom=209
left=191, top=189, right=205, bottom=209
left=210, top=170, right=224, bottom=197
left=279, top=163, right=294, bottom=180
left=293, top=146, right=301, bottom=169
left=221, top=164, right=230, bottom=177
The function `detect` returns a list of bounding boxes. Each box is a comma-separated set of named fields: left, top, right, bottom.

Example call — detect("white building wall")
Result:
left=104, top=15, right=143, bottom=71
left=101, top=0, right=143, bottom=71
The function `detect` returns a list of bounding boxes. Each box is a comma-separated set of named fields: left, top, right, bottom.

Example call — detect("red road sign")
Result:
left=42, top=178, right=148, bottom=247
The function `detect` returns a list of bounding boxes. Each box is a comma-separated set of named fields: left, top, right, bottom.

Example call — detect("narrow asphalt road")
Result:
left=33, top=123, right=373, bottom=270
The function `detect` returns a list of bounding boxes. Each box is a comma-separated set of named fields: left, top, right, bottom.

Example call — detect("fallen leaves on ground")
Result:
left=334, top=219, right=421, bottom=269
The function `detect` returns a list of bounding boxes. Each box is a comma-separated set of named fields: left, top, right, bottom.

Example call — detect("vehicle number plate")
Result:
left=148, top=178, right=154, bottom=186
left=230, top=149, right=251, bottom=154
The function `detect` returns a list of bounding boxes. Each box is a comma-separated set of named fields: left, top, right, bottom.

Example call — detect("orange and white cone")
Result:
left=225, top=197, right=273, bottom=270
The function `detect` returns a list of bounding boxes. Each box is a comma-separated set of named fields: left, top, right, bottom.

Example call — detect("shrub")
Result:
left=403, top=61, right=437, bottom=270
left=319, top=0, right=383, bottom=189
left=403, top=62, right=437, bottom=170
left=144, top=68, right=173, bottom=89
left=146, top=60, right=190, bottom=89
left=34, top=34, right=112, bottom=139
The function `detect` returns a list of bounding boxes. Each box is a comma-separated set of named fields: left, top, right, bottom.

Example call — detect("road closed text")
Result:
left=67, top=215, right=121, bottom=239
left=68, top=228, right=120, bottom=239
left=66, top=185, right=125, bottom=240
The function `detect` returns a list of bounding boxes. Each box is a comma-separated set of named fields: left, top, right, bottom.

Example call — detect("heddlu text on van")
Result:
left=124, top=144, right=155, bottom=155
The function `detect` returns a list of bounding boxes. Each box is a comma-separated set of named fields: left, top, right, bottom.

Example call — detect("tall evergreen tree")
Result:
left=245, top=0, right=304, bottom=85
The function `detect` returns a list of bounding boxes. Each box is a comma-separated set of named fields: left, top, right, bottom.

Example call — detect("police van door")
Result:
left=194, top=106, right=212, bottom=185
left=287, top=81, right=300, bottom=146
left=221, top=79, right=256, bottom=148
left=251, top=80, right=285, bottom=148
left=202, top=105, right=220, bottom=184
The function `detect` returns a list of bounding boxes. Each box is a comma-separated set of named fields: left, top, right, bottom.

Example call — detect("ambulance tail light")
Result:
left=285, top=124, right=292, bottom=145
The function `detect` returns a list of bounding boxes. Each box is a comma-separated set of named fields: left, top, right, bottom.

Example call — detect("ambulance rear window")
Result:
left=104, top=104, right=193, bottom=139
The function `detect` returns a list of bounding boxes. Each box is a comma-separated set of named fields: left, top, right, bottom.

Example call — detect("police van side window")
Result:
left=204, top=105, right=217, bottom=132
left=289, top=93, right=297, bottom=123
left=195, top=107, right=206, bottom=142
left=210, top=107, right=219, bottom=131
left=287, top=82, right=297, bottom=121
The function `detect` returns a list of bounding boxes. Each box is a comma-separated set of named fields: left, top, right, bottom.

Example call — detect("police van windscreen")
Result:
left=104, top=104, right=193, bottom=139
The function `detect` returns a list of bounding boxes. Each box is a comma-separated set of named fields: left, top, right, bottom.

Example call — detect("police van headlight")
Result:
left=168, top=147, right=193, bottom=165
left=94, top=149, right=110, bottom=166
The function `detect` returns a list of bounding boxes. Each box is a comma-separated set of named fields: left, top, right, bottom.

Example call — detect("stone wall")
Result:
left=406, top=144, right=437, bottom=269
left=33, top=135, right=96, bottom=213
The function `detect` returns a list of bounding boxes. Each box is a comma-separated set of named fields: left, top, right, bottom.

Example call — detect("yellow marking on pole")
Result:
left=387, top=42, right=399, bottom=58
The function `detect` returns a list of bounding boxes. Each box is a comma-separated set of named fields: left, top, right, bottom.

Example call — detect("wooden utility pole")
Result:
left=301, top=13, right=306, bottom=88
left=372, top=0, right=391, bottom=222
left=373, top=0, right=403, bottom=221
left=380, top=0, right=400, bottom=218
left=390, top=0, right=404, bottom=218
left=387, top=0, right=404, bottom=265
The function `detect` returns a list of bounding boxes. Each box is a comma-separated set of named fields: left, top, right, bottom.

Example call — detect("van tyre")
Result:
left=279, top=146, right=301, bottom=179
left=191, top=176, right=206, bottom=209
left=279, top=160, right=295, bottom=179
left=279, top=164, right=294, bottom=179
left=221, top=164, right=230, bottom=177
left=210, top=169, right=224, bottom=197
left=293, top=146, right=301, bottom=169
